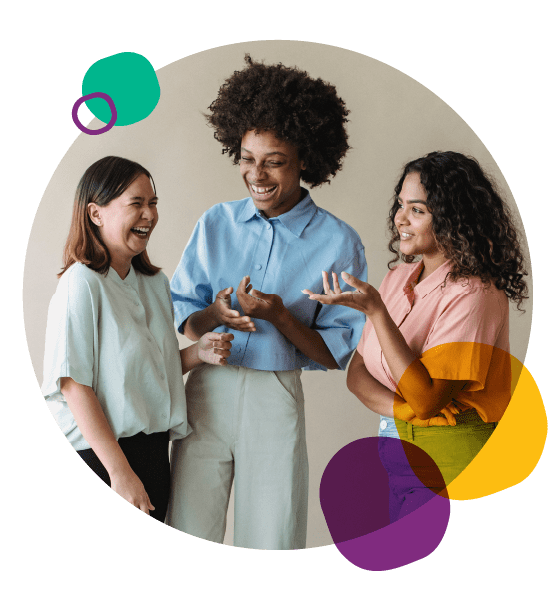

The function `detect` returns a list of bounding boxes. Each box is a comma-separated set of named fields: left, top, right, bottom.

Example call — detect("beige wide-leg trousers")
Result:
left=167, top=364, right=309, bottom=550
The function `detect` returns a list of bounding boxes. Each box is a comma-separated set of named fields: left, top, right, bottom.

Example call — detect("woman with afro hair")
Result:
left=167, top=55, right=368, bottom=548
left=304, top=151, right=528, bottom=520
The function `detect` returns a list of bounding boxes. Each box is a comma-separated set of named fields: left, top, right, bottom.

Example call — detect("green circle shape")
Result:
left=81, top=52, right=160, bottom=126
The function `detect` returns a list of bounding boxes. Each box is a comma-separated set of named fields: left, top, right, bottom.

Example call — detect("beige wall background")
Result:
left=24, top=40, right=532, bottom=548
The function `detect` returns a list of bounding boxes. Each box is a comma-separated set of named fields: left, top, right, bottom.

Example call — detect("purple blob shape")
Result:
left=336, top=491, right=450, bottom=571
left=320, top=437, right=450, bottom=570
left=72, top=92, right=117, bottom=135
left=320, top=438, right=391, bottom=543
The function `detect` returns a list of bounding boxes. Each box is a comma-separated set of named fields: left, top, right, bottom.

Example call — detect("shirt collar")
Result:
left=108, top=264, right=139, bottom=290
left=235, top=189, right=317, bottom=238
left=406, top=259, right=453, bottom=299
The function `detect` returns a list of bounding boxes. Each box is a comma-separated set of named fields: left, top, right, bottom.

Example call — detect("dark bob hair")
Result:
left=205, top=54, right=350, bottom=188
left=59, top=155, right=160, bottom=278
left=387, top=151, right=528, bottom=309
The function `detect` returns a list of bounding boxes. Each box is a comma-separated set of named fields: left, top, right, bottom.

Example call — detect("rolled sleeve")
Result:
left=41, top=267, right=96, bottom=401
left=171, top=217, right=213, bottom=333
left=421, top=288, right=507, bottom=390
left=309, top=247, right=368, bottom=371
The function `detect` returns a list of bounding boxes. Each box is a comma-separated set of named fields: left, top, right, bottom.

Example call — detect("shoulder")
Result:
left=58, top=263, right=103, bottom=296
left=138, top=269, right=170, bottom=291
left=199, top=199, right=249, bottom=224
left=312, top=206, right=363, bottom=245
left=443, top=275, right=509, bottom=315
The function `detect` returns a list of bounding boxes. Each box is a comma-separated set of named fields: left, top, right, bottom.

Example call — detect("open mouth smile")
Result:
left=250, top=184, right=277, bottom=197
left=131, top=226, right=150, bottom=238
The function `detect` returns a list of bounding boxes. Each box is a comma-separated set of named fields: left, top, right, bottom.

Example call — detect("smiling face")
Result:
left=240, top=129, right=306, bottom=218
left=88, top=174, right=158, bottom=275
left=395, top=172, right=447, bottom=272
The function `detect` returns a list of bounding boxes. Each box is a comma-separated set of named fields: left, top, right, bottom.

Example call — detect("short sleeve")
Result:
left=420, top=287, right=508, bottom=391
left=308, top=246, right=368, bottom=371
left=171, top=216, right=213, bottom=333
left=41, top=267, right=97, bottom=401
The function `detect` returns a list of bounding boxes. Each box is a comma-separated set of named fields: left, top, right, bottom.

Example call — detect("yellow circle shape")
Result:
left=447, top=355, right=547, bottom=499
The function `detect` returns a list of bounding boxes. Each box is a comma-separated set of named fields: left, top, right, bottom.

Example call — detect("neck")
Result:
left=110, top=254, right=132, bottom=280
left=419, top=252, right=449, bottom=283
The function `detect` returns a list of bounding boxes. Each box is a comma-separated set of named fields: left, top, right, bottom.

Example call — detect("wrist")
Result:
left=365, top=300, right=387, bottom=322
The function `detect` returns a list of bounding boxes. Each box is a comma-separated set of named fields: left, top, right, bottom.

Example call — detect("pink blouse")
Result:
left=357, top=260, right=511, bottom=422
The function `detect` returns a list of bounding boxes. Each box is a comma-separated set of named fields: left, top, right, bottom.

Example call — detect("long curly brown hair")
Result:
left=387, top=151, right=528, bottom=309
left=205, top=54, right=350, bottom=188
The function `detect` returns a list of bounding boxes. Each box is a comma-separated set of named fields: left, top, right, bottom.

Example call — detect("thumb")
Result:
left=341, top=272, right=367, bottom=291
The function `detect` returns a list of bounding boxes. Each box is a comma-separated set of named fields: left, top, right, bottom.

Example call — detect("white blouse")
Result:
left=42, top=263, right=191, bottom=450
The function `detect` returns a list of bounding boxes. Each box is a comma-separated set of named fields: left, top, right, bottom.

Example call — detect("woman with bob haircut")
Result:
left=168, top=55, right=367, bottom=548
left=304, top=151, right=527, bottom=517
left=42, top=156, right=233, bottom=522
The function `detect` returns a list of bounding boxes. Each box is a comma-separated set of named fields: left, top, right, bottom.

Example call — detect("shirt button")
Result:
left=255, top=264, right=262, bottom=270
left=266, top=225, right=271, bottom=230
left=380, top=420, right=388, bottom=431
left=162, top=413, right=167, bottom=419
left=135, top=302, right=140, bottom=307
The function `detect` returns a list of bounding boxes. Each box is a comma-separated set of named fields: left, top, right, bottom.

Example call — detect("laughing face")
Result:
left=394, top=172, right=442, bottom=260
left=240, top=129, right=306, bottom=218
left=88, top=173, right=158, bottom=271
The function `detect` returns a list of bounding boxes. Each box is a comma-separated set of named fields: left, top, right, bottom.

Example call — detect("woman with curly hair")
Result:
left=167, top=56, right=367, bottom=548
left=304, top=151, right=527, bottom=518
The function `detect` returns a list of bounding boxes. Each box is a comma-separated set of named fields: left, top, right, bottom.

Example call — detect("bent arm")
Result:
left=274, top=308, right=339, bottom=370
left=347, top=350, right=404, bottom=417
left=60, top=377, right=154, bottom=513
left=369, top=306, right=466, bottom=419
left=183, top=306, right=219, bottom=340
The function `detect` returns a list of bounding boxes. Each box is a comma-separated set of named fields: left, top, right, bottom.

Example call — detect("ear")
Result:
left=300, top=160, right=307, bottom=171
left=88, top=203, right=102, bottom=227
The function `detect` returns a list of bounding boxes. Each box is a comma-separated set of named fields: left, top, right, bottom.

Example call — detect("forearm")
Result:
left=347, top=351, right=401, bottom=417
left=274, top=308, right=338, bottom=370
left=369, top=306, right=463, bottom=419
left=179, top=342, right=203, bottom=374
left=183, top=306, right=218, bottom=340
left=60, top=377, right=133, bottom=479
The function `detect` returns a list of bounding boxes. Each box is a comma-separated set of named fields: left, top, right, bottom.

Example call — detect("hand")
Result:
left=394, top=397, right=459, bottom=427
left=197, top=332, right=234, bottom=366
left=211, top=286, right=255, bottom=332
left=302, top=271, right=384, bottom=318
left=236, top=276, right=287, bottom=324
left=110, top=468, right=154, bottom=515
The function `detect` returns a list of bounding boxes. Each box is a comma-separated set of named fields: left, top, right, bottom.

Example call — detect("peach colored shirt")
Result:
left=357, top=260, right=511, bottom=422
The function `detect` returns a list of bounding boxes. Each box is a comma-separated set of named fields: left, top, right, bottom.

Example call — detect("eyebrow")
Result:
left=241, top=147, right=288, bottom=157
left=128, top=195, right=158, bottom=202
left=407, top=199, right=427, bottom=205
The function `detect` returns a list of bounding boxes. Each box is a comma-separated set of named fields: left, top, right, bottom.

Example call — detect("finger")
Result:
left=332, top=271, right=342, bottom=294
left=206, top=332, right=235, bottom=343
left=301, top=289, right=315, bottom=295
left=322, top=270, right=332, bottom=295
left=217, top=286, right=233, bottom=296
left=237, top=275, right=250, bottom=294
left=225, top=317, right=256, bottom=331
left=219, top=305, right=242, bottom=319
left=213, top=341, right=232, bottom=351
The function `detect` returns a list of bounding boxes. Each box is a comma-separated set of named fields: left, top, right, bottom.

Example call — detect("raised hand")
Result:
left=211, top=286, right=256, bottom=332
left=302, top=271, right=384, bottom=318
left=197, top=332, right=234, bottom=366
left=236, top=275, right=287, bottom=324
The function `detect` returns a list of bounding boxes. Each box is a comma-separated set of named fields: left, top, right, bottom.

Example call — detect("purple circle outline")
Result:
left=72, top=92, right=117, bottom=135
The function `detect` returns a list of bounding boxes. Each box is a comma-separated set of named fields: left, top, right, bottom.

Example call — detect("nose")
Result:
left=395, top=206, right=408, bottom=227
left=248, top=162, right=267, bottom=182
left=141, top=205, right=155, bottom=221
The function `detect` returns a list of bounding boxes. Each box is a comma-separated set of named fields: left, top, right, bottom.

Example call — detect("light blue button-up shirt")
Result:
left=171, top=192, right=367, bottom=371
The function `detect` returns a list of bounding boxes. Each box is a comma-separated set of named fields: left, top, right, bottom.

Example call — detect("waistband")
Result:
left=395, top=410, right=497, bottom=441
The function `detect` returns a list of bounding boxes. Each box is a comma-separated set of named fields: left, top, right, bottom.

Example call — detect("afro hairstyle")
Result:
left=205, top=54, right=350, bottom=188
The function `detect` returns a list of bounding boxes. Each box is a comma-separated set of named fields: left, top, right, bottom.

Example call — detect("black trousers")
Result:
left=77, top=431, right=170, bottom=522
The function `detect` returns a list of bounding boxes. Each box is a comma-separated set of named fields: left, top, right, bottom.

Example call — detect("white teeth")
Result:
left=401, top=232, right=412, bottom=238
left=132, top=227, right=149, bottom=234
left=251, top=185, right=276, bottom=194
